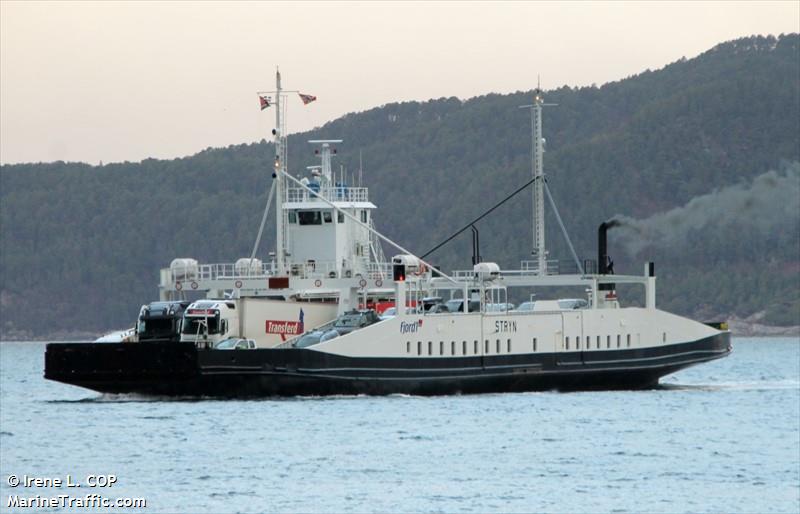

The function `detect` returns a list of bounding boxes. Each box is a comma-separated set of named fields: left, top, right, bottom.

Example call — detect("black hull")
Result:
left=45, top=333, right=731, bottom=397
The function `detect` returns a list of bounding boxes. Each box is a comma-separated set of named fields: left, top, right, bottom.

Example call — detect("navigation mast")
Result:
left=520, top=82, right=553, bottom=274
left=531, top=86, right=546, bottom=273
left=258, top=69, right=310, bottom=275
left=274, top=70, right=286, bottom=275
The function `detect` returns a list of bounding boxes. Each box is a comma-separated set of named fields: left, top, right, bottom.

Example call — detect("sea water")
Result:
left=0, top=338, right=798, bottom=513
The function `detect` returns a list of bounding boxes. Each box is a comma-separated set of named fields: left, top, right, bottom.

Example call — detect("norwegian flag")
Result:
left=259, top=95, right=271, bottom=110
left=298, top=93, right=317, bottom=105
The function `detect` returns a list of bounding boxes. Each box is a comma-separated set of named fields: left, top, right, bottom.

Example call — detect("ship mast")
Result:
left=274, top=69, right=286, bottom=274
left=531, top=86, right=546, bottom=274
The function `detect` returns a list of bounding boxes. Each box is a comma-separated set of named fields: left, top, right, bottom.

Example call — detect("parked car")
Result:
left=214, top=338, right=256, bottom=350
left=515, top=301, right=536, bottom=312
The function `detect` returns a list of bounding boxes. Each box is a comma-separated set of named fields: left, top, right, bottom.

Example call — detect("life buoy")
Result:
left=315, top=279, right=322, bottom=287
left=234, top=280, right=243, bottom=289
left=175, top=282, right=183, bottom=291
left=191, top=281, right=199, bottom=290
left=375, top=279, right=383, bottom=287
left=359, top=278, right=367, bottom=288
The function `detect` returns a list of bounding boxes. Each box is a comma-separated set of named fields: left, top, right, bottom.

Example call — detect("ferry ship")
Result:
left=44, top=76, right=731, bottom=397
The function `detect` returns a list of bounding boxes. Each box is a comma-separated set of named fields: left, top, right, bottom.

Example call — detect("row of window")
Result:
left=565, top=334, right=637, bottom=350
left=288, top=210, right=369, bottom=225
left=406, top=338, right=540, bottom=356
left=404, top=333, right=663, bottom=356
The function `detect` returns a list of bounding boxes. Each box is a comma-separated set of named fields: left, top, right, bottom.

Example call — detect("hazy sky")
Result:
left=1, top=1, right=798, bottom=165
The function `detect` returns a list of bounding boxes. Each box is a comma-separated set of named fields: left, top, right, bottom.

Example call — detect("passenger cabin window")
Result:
left=507, top=339, right=511, bottom=353
left=496, top=339, right=501, bottom=354
left=586, top=336, right=590, bottom=349
left=298, top=211, right=322, bottom=225
left=323, top=211, right=332, bottom=223
left=439, top=341, right=444, bottom=355
left=474, top=341, right=478, bottom=354
left=428, top=341, right=433, bottom=355
left=451, top=341, right=456, bottom=355
left=463, top=341, right=467, bottom=355
left=606, top=335, right=611, bottom=349
left=485, top=340, right=490, bottom=354
left=288, top=212, right=297, bottom=224
left=566, top=336, right=570, bottom=350
left=417, top=341, right=422, bottom=355
left=360, top=210, right=368, bottom=223
left=663, top=332, right=666, bottom=343
left=627, top=334, right=631, bottom=347
left=596, top=336, right=600, bottom=349
left=617, top=335, right=621, bottom=348
left=407, top=341, right=410, bottom=354
left=533, top=337, right=537, bottom=352
left=337, top=212, right=344, bottom=223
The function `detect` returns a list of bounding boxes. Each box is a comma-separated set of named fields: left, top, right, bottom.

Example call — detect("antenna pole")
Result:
left=273, top=69, right=286, bottom=274
left=531, top=88, right=547, bottom=274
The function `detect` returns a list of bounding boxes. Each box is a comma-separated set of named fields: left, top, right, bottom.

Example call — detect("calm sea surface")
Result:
left=0, top=338, right=798, bottom=514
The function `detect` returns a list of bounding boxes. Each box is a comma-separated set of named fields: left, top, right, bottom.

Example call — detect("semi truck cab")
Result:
left=136, top=301, right=191, bottom=342
left=180, top=300, right=239, bottom=348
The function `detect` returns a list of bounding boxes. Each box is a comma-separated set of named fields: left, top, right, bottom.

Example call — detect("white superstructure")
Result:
left=159, top=70, right=394, bottom=347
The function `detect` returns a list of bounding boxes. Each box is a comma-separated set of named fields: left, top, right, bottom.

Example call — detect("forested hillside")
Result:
left=2, top=34, right=798, bottom=339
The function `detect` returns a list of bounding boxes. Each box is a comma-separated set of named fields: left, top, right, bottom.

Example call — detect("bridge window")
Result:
left=298, top=211, right=322, bottom=225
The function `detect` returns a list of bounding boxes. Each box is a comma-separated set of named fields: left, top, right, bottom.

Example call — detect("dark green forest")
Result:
left=2, top=34, right=799, bottom=339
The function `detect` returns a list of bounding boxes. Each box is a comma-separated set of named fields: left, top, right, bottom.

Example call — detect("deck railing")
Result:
left=286, top=186, right=369, bottom=203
